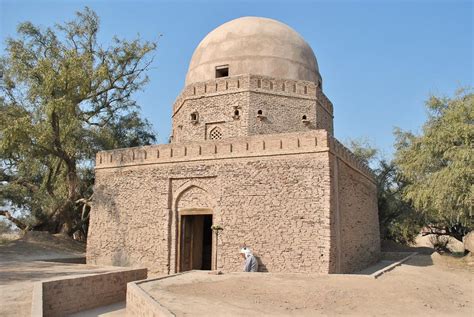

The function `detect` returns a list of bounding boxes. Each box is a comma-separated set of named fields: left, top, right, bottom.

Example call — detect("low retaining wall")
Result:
left=31, top=268, right=147, bottom=316
left=126, top=274, right=189, bottom=317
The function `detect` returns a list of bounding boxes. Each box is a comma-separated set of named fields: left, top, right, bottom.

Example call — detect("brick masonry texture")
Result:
left=126, top=278, right=175, bottom=317
left=87, top=126, right=380, bottom=274
left=171, top=75, right=333, bottom=143
left=35, top=269, right=147, bottom=317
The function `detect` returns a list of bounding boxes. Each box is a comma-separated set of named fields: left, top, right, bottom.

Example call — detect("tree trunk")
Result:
left=0, top=210, right=28, bottom=230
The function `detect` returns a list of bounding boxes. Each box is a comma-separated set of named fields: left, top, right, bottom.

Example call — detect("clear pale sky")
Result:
left=1, top=0, right=472, bottom=158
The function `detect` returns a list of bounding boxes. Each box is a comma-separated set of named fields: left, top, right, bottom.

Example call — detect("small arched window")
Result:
left=257, top=110, right=263, bottom=115
left=302, top=115, right=307, bottom=120
left=234, top=109, right=240, bottom=116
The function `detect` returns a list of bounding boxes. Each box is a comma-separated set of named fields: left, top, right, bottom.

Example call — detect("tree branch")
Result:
left=0, top=210, right=28, bottom=230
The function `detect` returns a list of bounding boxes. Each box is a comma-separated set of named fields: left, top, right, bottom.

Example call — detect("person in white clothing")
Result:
left=240, top=247, right=258, bottom=272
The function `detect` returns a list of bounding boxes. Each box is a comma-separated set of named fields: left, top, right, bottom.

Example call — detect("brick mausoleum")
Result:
left=87, top=17, right=380, bottom=274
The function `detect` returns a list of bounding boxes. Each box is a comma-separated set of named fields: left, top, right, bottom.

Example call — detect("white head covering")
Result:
left=239, top=247, right=252, bottom=258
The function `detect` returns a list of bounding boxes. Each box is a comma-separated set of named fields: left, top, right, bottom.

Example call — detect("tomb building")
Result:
left=87, top=17, right=380, bottom=274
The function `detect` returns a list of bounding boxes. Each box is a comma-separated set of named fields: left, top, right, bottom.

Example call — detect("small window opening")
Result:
left=302, top=115, right=310, bottom=125
left=215, top=65, right=229, bottom=78
left=304, top=86, right=307, bottom=94
left=190, top=112, right=199, bottom=124
left=270, top=82, right=273, bottom=90
left=282, top=83, right=286, bottom=91
left=233, top=106, right=241, bottom=119
left=257, top=79, right=261, bottom=88
left=209, top=127, right=223, bottom=140
left=293, top=84, right=296, bottom=93
left=257, top=110, right=263, bottom=115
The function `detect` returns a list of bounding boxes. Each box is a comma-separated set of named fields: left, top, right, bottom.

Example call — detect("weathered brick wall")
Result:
left=329, top=140, right=380, bottom=273
left=171, top=74, right=333, bottom=143
left=88, top=130, right=380, bottom=274
left=248, top=91, right=317, bottom=136
left=87, top=169, right=171, bottom=271
left=126, top=278, right=174, bottom=317
left=217, top=153, right=332, bottom=273
left=172, top=91, right=250, bottom=143
left=35, top=269, right=147, bottom=317
left=88, top=131, right=333, bottom=274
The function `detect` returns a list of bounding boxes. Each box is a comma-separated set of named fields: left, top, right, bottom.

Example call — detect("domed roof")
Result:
left=185, top=17, right=321, bottom=86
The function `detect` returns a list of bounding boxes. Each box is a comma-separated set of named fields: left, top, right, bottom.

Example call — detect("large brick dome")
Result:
left=185, top=17, right=321, bottom=86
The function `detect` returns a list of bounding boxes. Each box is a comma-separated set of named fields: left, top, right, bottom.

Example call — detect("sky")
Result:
left=1, top=0, right=472, bottom=158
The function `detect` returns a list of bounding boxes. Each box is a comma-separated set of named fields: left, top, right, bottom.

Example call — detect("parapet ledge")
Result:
left=95, top=130, right=330, bottom=169
left=330, top=137, right=375, bottom=180
left=172, top=74, right=328, bottom=116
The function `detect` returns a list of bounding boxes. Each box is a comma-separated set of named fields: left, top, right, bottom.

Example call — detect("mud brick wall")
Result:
left=171, top=74, right=334, bottom=143
left=88, top=130, right=380, bottom=274
left=126, top=278, right=176, bottom=317
left=88, top=131, right=334, bottom=274
left=336, top=158, right=380, bottom=273
left=329, top=139, right=380, bottom=273
left=34, top=269, right=147, bottom=317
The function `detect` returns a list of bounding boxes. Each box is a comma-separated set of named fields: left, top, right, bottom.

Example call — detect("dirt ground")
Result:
left=1, top=233, right=472, bottom=316
left=0, top=232, right=122, bottom=317
left=142, top=254, right=473, bottom=316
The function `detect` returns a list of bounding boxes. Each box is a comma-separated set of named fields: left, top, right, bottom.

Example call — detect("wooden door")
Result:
left=180, top=216, right=193, bottom=271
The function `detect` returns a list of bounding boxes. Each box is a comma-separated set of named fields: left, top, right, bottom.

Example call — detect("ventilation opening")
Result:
left=215, top=65, right=229, bottom=78
left=209, top=127, right=223, bottom=140
left=233, top=107, right=241, bottom=120
left=302, top=115, right=307, bottom=120
left=257, top=110, right=263, bottom=115
left=190, top=112, right=199, bottom=123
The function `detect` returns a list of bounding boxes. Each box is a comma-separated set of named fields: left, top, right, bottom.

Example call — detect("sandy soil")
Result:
left=142, top=254, right=473, bottom=316
left=0, top=232, right=121, bottom=317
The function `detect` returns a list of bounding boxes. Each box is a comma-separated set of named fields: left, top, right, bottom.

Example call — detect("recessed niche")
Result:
left=190, top=112, right=199, bottom=124
left=215, top=65, right=229, bottom=78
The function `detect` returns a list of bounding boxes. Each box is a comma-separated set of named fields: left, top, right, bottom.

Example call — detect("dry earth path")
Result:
left=0, top=232, right=121, bottom=317
left=141, top=254, right=473, bottom=316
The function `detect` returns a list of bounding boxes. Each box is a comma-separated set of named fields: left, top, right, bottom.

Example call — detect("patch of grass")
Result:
left=0, top=233, right=21, bottom=245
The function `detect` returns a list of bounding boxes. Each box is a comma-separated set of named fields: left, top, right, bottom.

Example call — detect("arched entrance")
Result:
left=175, top=185, right=215, bottom=272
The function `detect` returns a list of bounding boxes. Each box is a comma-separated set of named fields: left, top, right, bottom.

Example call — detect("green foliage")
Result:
left=375, top=161, right=422, bottom=244
left=0, top=7, right=157, bottom=235
left=394, top=89, right=473, bottom=238
left=344, top=138, right=378, bottom=166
